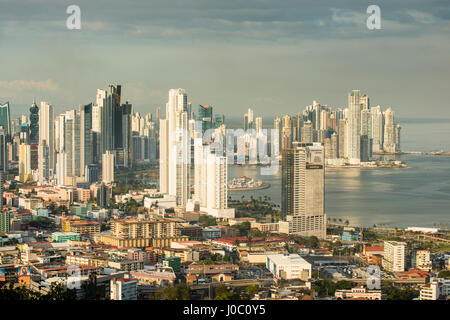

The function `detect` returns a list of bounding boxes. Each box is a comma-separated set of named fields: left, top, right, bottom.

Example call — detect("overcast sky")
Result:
left=1, top=0, right=449, bottom=119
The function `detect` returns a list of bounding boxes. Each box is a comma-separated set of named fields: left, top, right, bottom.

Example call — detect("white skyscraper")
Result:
left=247, top=108, right=254, bottom=126
left=371, top=106, right=384, bottom=153
left=102, top=151, right=115, bottom=184
left=56, top=152, right=67, bottom=186
left=159, top=89, right=190, bottom=206
left=192, top=138, right=234, bottom=218
left=255, top=116, right=263, bottom=134
left=383, top=107, right=396, bottom=153
left=347, top=90, right=361, bottom=164
left=39, top=102, right=55, bottom=181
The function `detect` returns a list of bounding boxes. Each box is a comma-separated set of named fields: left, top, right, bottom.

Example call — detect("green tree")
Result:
left=308, top=236, right=319, bottom=248
left=245, top=285, right=259, bottom=296
left=214, top=285, right=240, bottom=300
left=157, top=284, right=191, bottom=300
left=438, top=270, right=450, bottom=279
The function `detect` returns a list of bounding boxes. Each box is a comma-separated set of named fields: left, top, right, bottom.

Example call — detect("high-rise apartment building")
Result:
left=79, top=103, right=94, bottom=176
left=282, top=143, right=326, bottom=239
left=371, top=106, right=384, bottom=153
left=0, top=129, right=7, bottom=172
left=382, top=241, right=406, bottom=272
left=159, top=89, right=190, bottom=206
left=29, top=101, right=39, bottom=144
left=347, top=90, right=361, bottom=164
left=0, top=102, right=11, bottom=139
left=38, top=102, right=55, bottom=181
left=197, top=105, right=213, bottom=134
left=102, top=151, right=115, bottom=184
left=19, top=143, right=32, bottom=182
left=0, top=211, right=10, bottom=233
left=383, top=107, right=396, bottom=153
left=0, top=169, right=3, bottom=213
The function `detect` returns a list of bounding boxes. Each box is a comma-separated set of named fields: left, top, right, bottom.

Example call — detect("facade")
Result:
left=412, top=249, right=432, bottom=271
left=420, top=278, right=450, bottom=300
left=347, top=90, right=361, bottom=164
left=197, top=105, right=213, bottom=134
left=382, top=241, right=406, bottom=272
left=0, top=102, right=11, bottom=138
left=383, top=107, right=397, bottom=153
left=159, top=89, right=190, bottom=206
left=282, top=143, right=326, bottom=239
left=192, top=141, right=234, bottom=218
left=110, top=278, right=138, bottom=300
left=38, top=102, right=55, bottom=182
left=52, top=232, right=81, bottom=242
left=266, top=254, right=312, bottom=280
left=335, top=286, right=382, bottom=300
left=0, top=211, right=10, bottom=233
left=102, top=151, right=114, bottom=183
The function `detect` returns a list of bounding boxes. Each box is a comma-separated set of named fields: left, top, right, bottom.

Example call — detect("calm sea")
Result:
left=228, top=118, right=450, bottom=228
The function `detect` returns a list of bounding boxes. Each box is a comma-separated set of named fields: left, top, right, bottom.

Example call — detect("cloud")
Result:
left=0, top=79, right=59, bottom=91
left=407, top=10, right=437, bottom=24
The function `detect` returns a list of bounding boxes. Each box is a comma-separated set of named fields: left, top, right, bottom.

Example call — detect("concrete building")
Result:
left=282, top=143, right=326, bottom=239
left=110, top=278, right=138, bottom=300
left=266, top=253, right=312, bottom=280
left=102, top=151, right=114, bottom=184
left=159, top=89, right=190, bottom=206
left=412, top=249, right=432, bottom=271
left=420, top=278, right=450, bottom=300
left=38, top=102, right=55, bottom=183
left=382, top=241, right=406, bottom=272
left=52, top=232, right=81, bottom=242
left=192, top=141, right=234, bottom=218
left=335, top=286, right=382, bottom=300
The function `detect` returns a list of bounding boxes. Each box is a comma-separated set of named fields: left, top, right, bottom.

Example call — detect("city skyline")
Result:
left=0, top=0, right=449, bottom=304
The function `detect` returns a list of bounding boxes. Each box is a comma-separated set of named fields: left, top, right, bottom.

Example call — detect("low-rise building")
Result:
left=335, top=286, right=382, bottom=300
left=266, top=254, right=311, bottom=281
left=420, top=278, right=450, bottom=300
left=412, top=249, right=432, bottom=271
left=52, top=232, right=80, bottom=243
left=110, top=278, right=138, bottom=300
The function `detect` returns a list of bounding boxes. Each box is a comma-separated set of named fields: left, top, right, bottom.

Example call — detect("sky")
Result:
left=1, top=0, right=450, bottom=120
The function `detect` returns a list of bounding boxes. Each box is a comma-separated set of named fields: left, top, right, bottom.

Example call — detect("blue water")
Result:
left=228, top=118, right=450, bottom=228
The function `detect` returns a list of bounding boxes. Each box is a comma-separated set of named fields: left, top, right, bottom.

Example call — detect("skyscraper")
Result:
left=282, top=143, right=326, bottom=239
left=347, top=90, right=361, bottom=164
left=120, top=102, right=133, bottom=168
left=102, top=151, right=115, bottom=184
left=383, top=107, right=396, bottom=153
left=371, top=106, right=384, bottom=153
left=0, top=102, right=11, bottom=139
left=19, top=143, right=32, bottom=182
left=159, top=89, right=190, bottom=206
left=79, top=103, right=94, bottom=177
left=29, top=101, right=39, bottom=144
left=197, top=105, right=213, bottom=134
left=101, top=85, right=120, bottom=154
left=0, top=169, right=3, bottom=213
left=38, top=101, right=55, bottom=180
left=0, top=129, right=7, bottom=172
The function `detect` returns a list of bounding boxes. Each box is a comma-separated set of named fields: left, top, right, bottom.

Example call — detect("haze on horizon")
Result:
left=1, top=0, right=450, bottom=119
